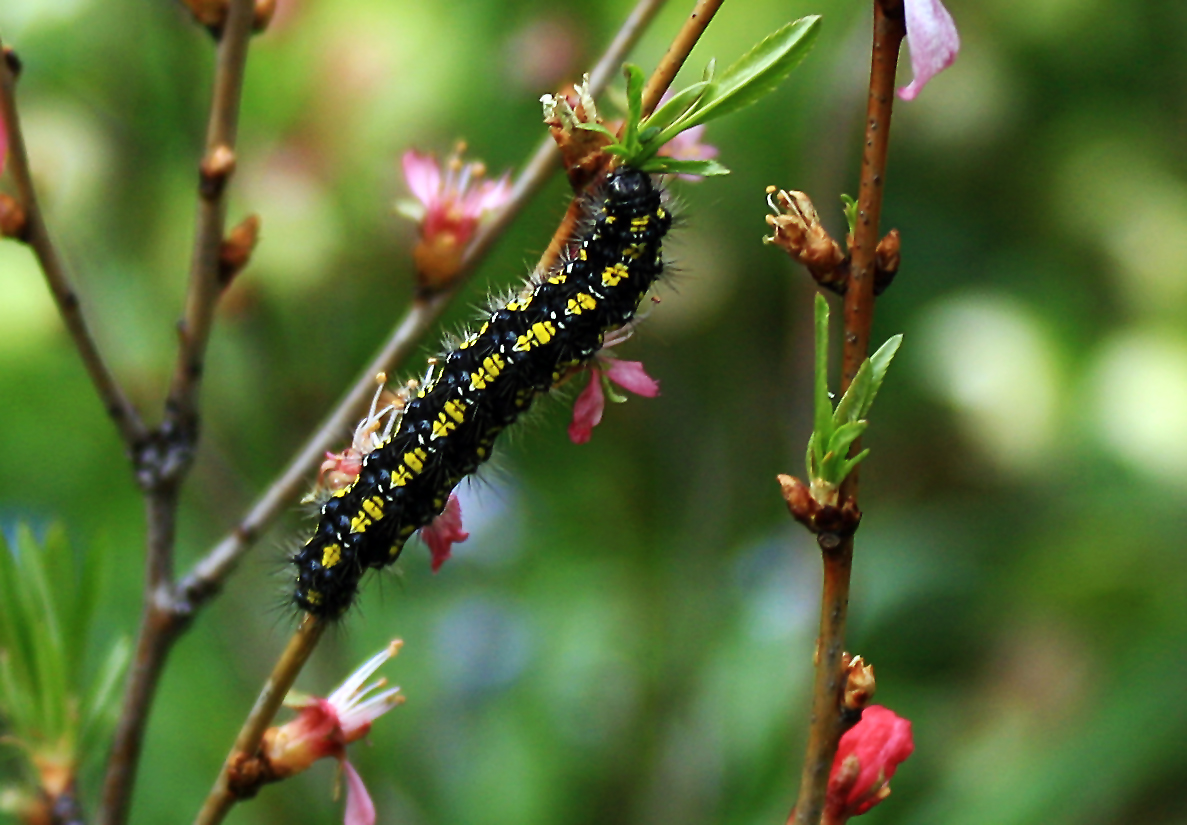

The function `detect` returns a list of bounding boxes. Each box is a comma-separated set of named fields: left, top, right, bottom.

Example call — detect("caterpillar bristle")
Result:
left=293, top=166, right=672, bottom=618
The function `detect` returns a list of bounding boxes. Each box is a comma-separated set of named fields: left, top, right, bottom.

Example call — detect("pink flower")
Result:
left=825, top=705, right=914, bottom=822
left=568, top=357, right=660, bottom=444
left=263, top=641, right=405, bottom=825
left=419, top=493, right=469, bottom=572
left=898, top=0, right=960, bottom=101
left=311, top=379, right=405, bottom=501
left=398, top=145, right=512, bottom=289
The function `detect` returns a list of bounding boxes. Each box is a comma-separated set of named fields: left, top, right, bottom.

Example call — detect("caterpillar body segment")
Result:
left=294, top=166, right=671, bottom=617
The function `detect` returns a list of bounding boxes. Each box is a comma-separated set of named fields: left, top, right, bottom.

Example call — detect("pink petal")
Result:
left=603, top=359, right=660, bottom=398
left=898, top=0, right=960, bottom=101
left=420, top=493, right=469, bottom=572
left=477, top=173, right=513, bottom=213
left=341, top=759, right=376, bottom=825
left=568, top=367, right=605, bottom=444
left=401, top=150, right=442, bottom=206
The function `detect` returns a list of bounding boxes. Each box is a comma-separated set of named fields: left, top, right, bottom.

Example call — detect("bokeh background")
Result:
left=2, top=0, right=1186, bottom=823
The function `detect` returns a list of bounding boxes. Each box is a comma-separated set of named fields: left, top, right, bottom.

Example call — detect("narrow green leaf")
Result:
left=574, top=122, right=618, bottom=140
left=660, top=16, right=820, bottom=138
left=702, top=58, right=717, bottom=83
left=17, top=526, right=67, bottom=738
left=639, top=80, right=709, bottom=136
left=622, top=63, right=646, bottom=155
left=861, top=334, right=903, bottom=418
left=637, top=158, right=731, bottom=177
left=827, top=420, right=869, bottom=461
left=833, top=358, right=872, bottom=428
left=839, top=448, right=872, bottom=480
left=813, top=294, right=834, bottom=449
left=841, top=194, right=858, bottom=238
left=805, top=433, right=817, bottom=481
left=79, top=637, right=130, bottom=753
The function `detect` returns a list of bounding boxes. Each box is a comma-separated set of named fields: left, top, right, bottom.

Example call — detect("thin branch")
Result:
left=177, top=0, right=671, bottom=609
left=641, top=0, right=724, bottom=114
left=189, top=2, right=723, bottom=822
left=0, top=47, right=148, bottom=450
left=98, top=3, right=257, bottom=824
left=163, top=0, right=256, bottom=471
left=790, top=3, right=904, bottom=824
left=193, top=615, right=325, bottom=825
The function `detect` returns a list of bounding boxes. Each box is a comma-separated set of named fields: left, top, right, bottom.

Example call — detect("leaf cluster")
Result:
left=583, top=16, right=821, bottom=176
left=0, top=526, right=129, bottom=778
left=807, top=294, right=902, bottom=499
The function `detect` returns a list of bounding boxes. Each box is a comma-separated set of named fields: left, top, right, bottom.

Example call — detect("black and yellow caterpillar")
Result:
left=293, top=166, right=671, bottom=617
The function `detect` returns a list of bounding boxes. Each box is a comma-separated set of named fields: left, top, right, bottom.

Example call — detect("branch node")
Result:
left=874, top=228, right=900, bottom=295
left=218, top=214, right=260, bottom=287
left=252, top=0, right=277, bottom=33
left=199, top=144, right=238, bottom=199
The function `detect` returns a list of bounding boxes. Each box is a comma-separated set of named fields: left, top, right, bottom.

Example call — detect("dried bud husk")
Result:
left=843, top=654, right=877, bottom=712
left=765, top=188, right=847, bottom=292
left=777, top=474, right=861, bottom=538
left=0, top=194, right=28, bottom=240
left=777, top=474, right=822, bottom=530
left=542, top=76, right=612, bottom=191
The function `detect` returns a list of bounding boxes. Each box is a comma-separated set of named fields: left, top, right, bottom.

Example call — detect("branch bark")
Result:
left=0, top=47, right=148, bottom=451
left=790, top=2, right=904, bottom=824
left=98, top=3, right=257, bottom=823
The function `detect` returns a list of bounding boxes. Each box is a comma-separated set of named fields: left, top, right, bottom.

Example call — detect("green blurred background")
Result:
left=3, top=0, right=1186, bottom=823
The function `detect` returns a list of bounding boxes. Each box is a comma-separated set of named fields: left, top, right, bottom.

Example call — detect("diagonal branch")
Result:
left=162, top=0, right=256, bottom=474
left=177, top=0, right=672, bottom=610
left=0, top=47, right=148, bottom=451
left=191, top=2, right=724, bottom=822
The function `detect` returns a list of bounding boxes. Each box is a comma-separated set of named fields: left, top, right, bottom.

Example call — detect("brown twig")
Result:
left=790, top=2, right=904, bottom=824
left=193, top=615, right=325, bottom=825
left=164, top=0, right=255, bottom=467
left=98, top=3, right=257, bottom=824
left=642, top=0, right=724, bottom=114
left=177, top=0, right=672, bottom=610
left=0, top=47, right=148, bottom=451
left=189, top=3, right=722, bottom=822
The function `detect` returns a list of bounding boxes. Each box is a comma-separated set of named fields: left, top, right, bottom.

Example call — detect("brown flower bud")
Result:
left=874, top=229, right=900, bottom=296
left=181, top=0, right=229, bottom=29
left=218, top=214, right=261, bottom=287
left=3, top=47, right=23, bottom=80
left=843, top=654, right=877, bottom=711
left=0, top=194, right=28, bottom=241
left=777, top=473, right=821, bottom=531
left=764, top=188, right=847, bottom=292
left=199, top=144, right=237, bottom=199
left=253, top=0, right=277, bottom=32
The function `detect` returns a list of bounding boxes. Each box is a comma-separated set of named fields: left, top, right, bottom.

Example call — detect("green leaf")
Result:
left=574, top=122, right=618, bottom=139
left=827, top=420, right=869, bottom=462
left=637, top=158, right=731, bottom=177
left=78, top=637, right=130, bottom=753
left=657, top=16, right=820, bottom=141
left=640, top=80, right=710, bottom=136
left=841, top=193, right=858, bottom=237
left=622, top=63, right=646, bottom=156
left=702, top=58, right=717, bottom=83
left=833, top=358, right=872, bottom=428
left=861, top=334, right=903, bottom=418
left=813, top=294, right=833, bottom=449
